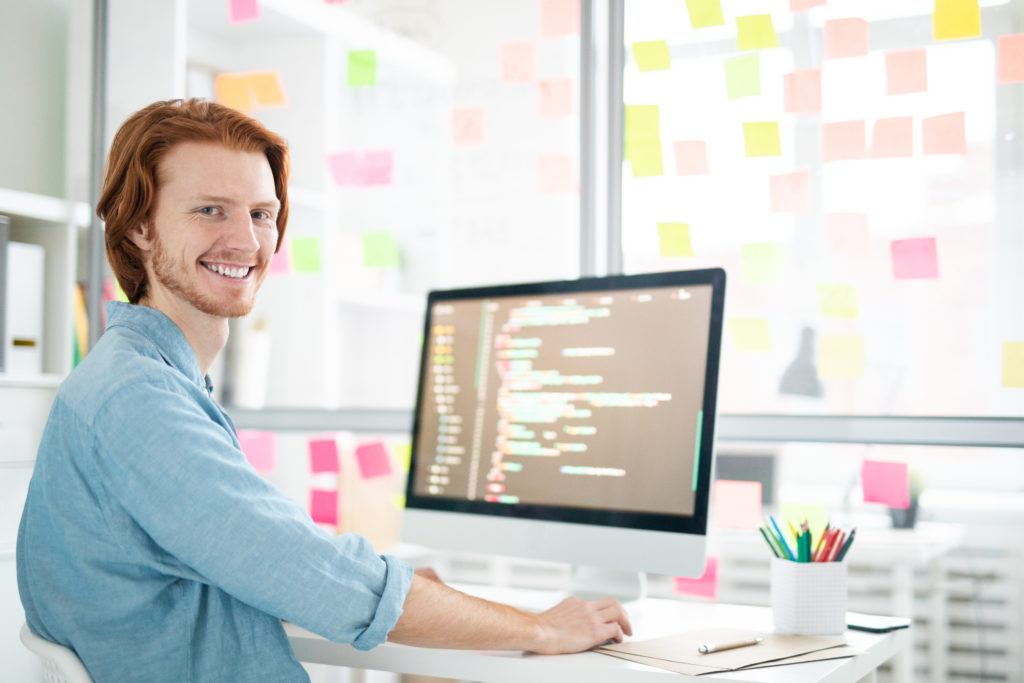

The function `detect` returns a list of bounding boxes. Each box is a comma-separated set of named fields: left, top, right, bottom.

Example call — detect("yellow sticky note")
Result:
left=214, top=74, right=252, bottom=112
left=395, top=443, right=412, bottom=472
left=815, top=283, right=859, bottom=319
left=779, top=502, right=829, bottom=544
left=686, top=0, right=725, bottom=29
left=743, top=122, right=781, bottom=157
left=1003, top=342, right=1024, bottom=387
left=818, top=334, right=865, bottom=379
left=632, top=40, right=671, bottom=71
left=657, top=223, right=694, bottom=258
left=736, top=15, right=778, bottom=51
left=741, top=242, right=783, bottom=284
left=728, top=318, right=772, bottom=351
left=725, top=53, right=761, bottom=99
left=361, top=230, right=400, bottom=268
left=247, top=71, right=287, bottom=108
left=627, top=142, right=663, bottom=177
left=933, top=0, right=981, bottom=42
left=625, top=105, right=660, bottom=144
left=390, top=493, right=406, bottom=510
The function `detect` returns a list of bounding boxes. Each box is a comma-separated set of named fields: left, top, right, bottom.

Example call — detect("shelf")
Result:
left=0, top=373, right=63, bottom=389
left=0, top=187, right=90, bottom=228
left=336, top=289, right=425, bottom=314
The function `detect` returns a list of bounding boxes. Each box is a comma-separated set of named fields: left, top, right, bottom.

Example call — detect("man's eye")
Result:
left=252, top=210, right=273, bottom=221
left=199, top=207, right=219, bottom=215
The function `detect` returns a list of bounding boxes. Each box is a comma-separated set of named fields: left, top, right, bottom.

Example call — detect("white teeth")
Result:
left=204, top=263, right=250, bottom=279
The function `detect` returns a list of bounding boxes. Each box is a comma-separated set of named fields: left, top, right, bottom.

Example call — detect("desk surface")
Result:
left=286, top=596, right=909, bottom=683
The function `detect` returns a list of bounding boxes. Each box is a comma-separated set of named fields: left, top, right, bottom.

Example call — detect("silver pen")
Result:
left=698, top=636, right=764, bottom=654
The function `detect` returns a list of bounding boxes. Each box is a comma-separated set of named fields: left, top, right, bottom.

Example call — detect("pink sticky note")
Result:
left=361, top=150, right=393, bottom=185
left=229, top=0, right=260, bottom=23
left=237, top=430, right=277, bottom=474
left=769, top=169, right=812, bottom=215
left=268, top=238, right=291, bottom=275
left=861, top=460, right=911, bottom=509
left=539, top=79, right=573, bottom=118
left=540, top=0, right=580, bottom=37
left=355, top=441, right=393, bottom=479
left=452, top=107, right=484, bottom=146
left=790, top=0, right=825, bottom=10
left=713, top=480, right=762, bottom=530
left=501, top=42, right=535, bottom=83
left=783, top=69, right=821, bottom=115
left=822, top=120, right=866, bottom=162
left=538, top=155, right=575, bottom=194
left=673, top=141, right=709, bottom=175
left=998, top=34, right=1024, bottom=84
left=871, top=116, right=913, bottom=158
left=922, top=112, right=967, bottom=155
left=824, top=213, right=869, bottom=255
left=309, top=438, right=340, bottom=474
left=310, top=488, right=339, bottom=525
left=327, top=152, right=360, bottom=186
left=891, top=237, right=938, bottom=279
left=885, top=49, right=928, bottom=95
left=824, top=18, right=869, bottom=60
left=673, top=556, right=718, bottom=599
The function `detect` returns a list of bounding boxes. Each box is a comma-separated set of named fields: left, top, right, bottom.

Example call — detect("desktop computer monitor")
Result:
left=402, top=268, right=725, bottom=597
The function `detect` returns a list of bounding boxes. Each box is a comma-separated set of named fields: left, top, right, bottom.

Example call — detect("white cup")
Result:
left=770, top=557, right=847, bottom=635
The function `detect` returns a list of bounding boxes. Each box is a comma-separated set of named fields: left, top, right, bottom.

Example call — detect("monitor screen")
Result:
left=403, top=268, right=725, bottom=581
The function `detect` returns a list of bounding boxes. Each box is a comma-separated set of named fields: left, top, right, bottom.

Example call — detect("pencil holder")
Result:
left=770, top=557, right=847, bottom=635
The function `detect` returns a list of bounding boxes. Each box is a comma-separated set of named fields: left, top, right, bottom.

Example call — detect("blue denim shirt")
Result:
left=17, top=301, right=413, bottom=682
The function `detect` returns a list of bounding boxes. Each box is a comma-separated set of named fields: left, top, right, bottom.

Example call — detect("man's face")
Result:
left=140, top=142, right=279, bottom=320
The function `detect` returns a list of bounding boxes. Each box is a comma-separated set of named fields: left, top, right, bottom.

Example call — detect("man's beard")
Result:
left=149, top=232, right=260, bottom=319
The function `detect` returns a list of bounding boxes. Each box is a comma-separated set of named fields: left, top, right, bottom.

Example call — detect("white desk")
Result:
left=286, top=598, right=910, bottom=683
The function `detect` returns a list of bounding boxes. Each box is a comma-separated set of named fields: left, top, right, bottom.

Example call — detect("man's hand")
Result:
left=531, top=596, right=632, bottom=654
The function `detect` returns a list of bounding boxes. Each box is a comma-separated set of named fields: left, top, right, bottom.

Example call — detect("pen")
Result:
left=698, top=636, right=764, bottom=654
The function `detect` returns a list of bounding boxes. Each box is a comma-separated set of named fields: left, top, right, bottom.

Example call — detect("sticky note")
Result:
left=743, top=122, right=781, bottom=157
left=355, top=441, right=393, bottom=479
left=657, top=223, right=694, bottom=258
left=922, top=112, right=967, bottom=155
left=247, top=71, right=287, bottom=107
left=500, top=42, right=535, bottom=83
left=673, top=556, right=718, bottom=599
left=632, top=41, right=671, bottom=71
left=933, top=0, right=981, bottom=42
left=783, top=69, right=821, bottom=115
left=625, top=105, right=660, bottom=144
left=686, top=0, right=725, bottom=29
left=769, top=169, right=812, bottom=215
left=390, top=493, right=406, bottom=510
left=713, top=480, right=762, bottom=530
left=728, top=318, right=772, bottom=351
left=452, top=107, right=484, bottom=145
left=815, top=283, right=859, bottom=318
left=627, top=143, right=663, bottom=177
left=861, top=460, right=911, bottom=509
left=824, top=213, right=869, bottom=255
left=736, top=15, right=778, bottom=51
left=310, top=489, right=339, bottom=526
left=268, top=238, right=291, bottom=275
left=871, top=117, right=913, bottom=158
left=885, top=49, right=928, bottom=95
left=539, top=79, right=573, bottom=117
left=237, top=430, right=276, bottom=474
left=741, top=242, right=783, bottom=284
left=361, top=150, right=393, bottom=185
left=347, top=50, right=377, bottom=87
left=822, top=120, right=866, bottom=162
left=998, top=34, right=1024, bottom=84
left=229, top=0, right=260, bottom=24
left=725, top=53, right=761, bottom=99
left=673, top=140, right=708, bottom=175
left=540, top=0, right=579, bottom=37
left=395, top=443, right=412, bottom=472
left=327, top=152, right=359, bottom=186
left=779, top=503, right=828, bottom=542
left=538, top=154, right=576, bottom=192
left=891, top=237, right=938, bottom=279
left=309, top=438, right=340, bottom=474
left=361, top=230, right=400, bottom=268
left=1003, top=342, right=1024, bottom=387
left=818, top=334, right=864, bottom=379
left=289, top=237, right=321, bottom=273
left=214, top=74, right=252, bottom=112
left=790, top=0, right=825, bottom=11
left=823, top=18, right=870, bottom=60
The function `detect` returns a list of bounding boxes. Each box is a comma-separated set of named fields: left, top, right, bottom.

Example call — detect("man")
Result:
left=16, top=99, right=630, bottom=682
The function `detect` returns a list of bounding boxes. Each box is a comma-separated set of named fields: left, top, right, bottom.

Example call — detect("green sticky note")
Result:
left=741, top=242, right=783, bottom=284
left=348, top=50, right=377, bottom=86
left=632, top=40, right=671, bottom=71
left=933, top=0, right=981, bottom=41
left=815, top=283, right=859, bottom=318
left=290, top=237, right=322, bottom=273
left=625, top=104, right=660, bottom=144
left=626, top=141, right=663, bottom=177
left=736, top=15, right=778, bottom=51
left=361, top=230, right=400, bottom=268
left=725, top=53, right=761, bottom=99
left=779, top=502, right=829, bottom=545
left=686, top=0, right=725, bottom=28
left=728, top=318, right=772, bottom=351
left=743, top=121, right=781, bottom=157
left=657, top=223, right=694, bottom=258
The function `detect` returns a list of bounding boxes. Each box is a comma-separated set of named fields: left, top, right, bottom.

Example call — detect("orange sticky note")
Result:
left=674, top=556, right=718, bottom=599
left=790, top=0, right=825, bottom=11
left=871, top=116, right=913, bottom=158
left=822, top=120, right=866, bottom=162
left=247, top=71, right=287, bottom=108
left=769, top=169, right=812, bottom=215
left=728, top=318, right=772, bottom=351
left=815, top=283, right=859, bottom=318
left=997, top=34, right=1024, bottom=84
left=540, top=0, right=579, bottom=37
left=824, top=213, right=869, bottom=255
left=214, top=74, right=253, bottom=112
left=309, top=489, right=339, bottom=525
left=818, top=334, right=865, bottom=379
left=824, top=18, right=870, bottom=60
left=933, top=0, right=981, bottom=42
left=657, top=223, right=694, bottom=258
left=237, top=430, right=277, bottom=474
left=783, top=69, right=821, bottom=115
left=500, top=42, right=535, bottom=83
left=229, top=0, right=260, bottom=23
left=452, top=107, right=484, bottom=145
left=891, top=237, right=938, bottom=279
left=713, top=480, right=763, bottom=530
left=885, top=49, right=928, bottom=95
left=736, top=15, right=778, bottom=51
left=743, top=122, right=781, bottom=157
left=862, top=460, right=911, bottom=509
left=539, top=79, right=573, bottom=118
left=922, top=112, right=966, bottom=155
left=741, top=242, right=783, bottom=284
left=673, top=140, right=708, bottom=175
left=538, top=155, right=575, bottom=193
left=1003, top=342, right=1024, bottom=387
left=632, top=40, right=672, bottom=71
left=686, top=0, right=725, bottom=29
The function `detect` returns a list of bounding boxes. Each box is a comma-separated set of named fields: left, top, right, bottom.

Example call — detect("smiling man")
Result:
left=16, top=99, right=629, bottom=682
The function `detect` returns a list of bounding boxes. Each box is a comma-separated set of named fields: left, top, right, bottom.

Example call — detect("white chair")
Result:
left=19, top=623, right=93, bottom=683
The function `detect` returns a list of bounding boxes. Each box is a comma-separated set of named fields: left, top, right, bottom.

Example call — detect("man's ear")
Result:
left=126, top=221, right=154, bottom=252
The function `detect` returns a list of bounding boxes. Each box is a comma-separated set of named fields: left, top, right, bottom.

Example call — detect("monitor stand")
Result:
left=571, top=565, right=648, bottom=603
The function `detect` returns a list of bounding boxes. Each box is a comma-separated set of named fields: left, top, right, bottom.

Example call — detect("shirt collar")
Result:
left=104, top=301, right=213, bottom=393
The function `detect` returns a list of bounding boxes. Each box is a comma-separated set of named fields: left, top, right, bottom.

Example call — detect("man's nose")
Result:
left=224, top=212, right=261, bottom=252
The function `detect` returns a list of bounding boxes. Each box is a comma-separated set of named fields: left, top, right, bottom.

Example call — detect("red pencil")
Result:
left=818, top=528, right=840, bottom=562
left=812, top=523, right=831, bottom=561
left=826, top=531, right=846, bottom=562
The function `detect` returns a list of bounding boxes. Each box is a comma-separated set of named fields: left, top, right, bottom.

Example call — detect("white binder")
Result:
left=4, top=241, right=45, bottom=375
